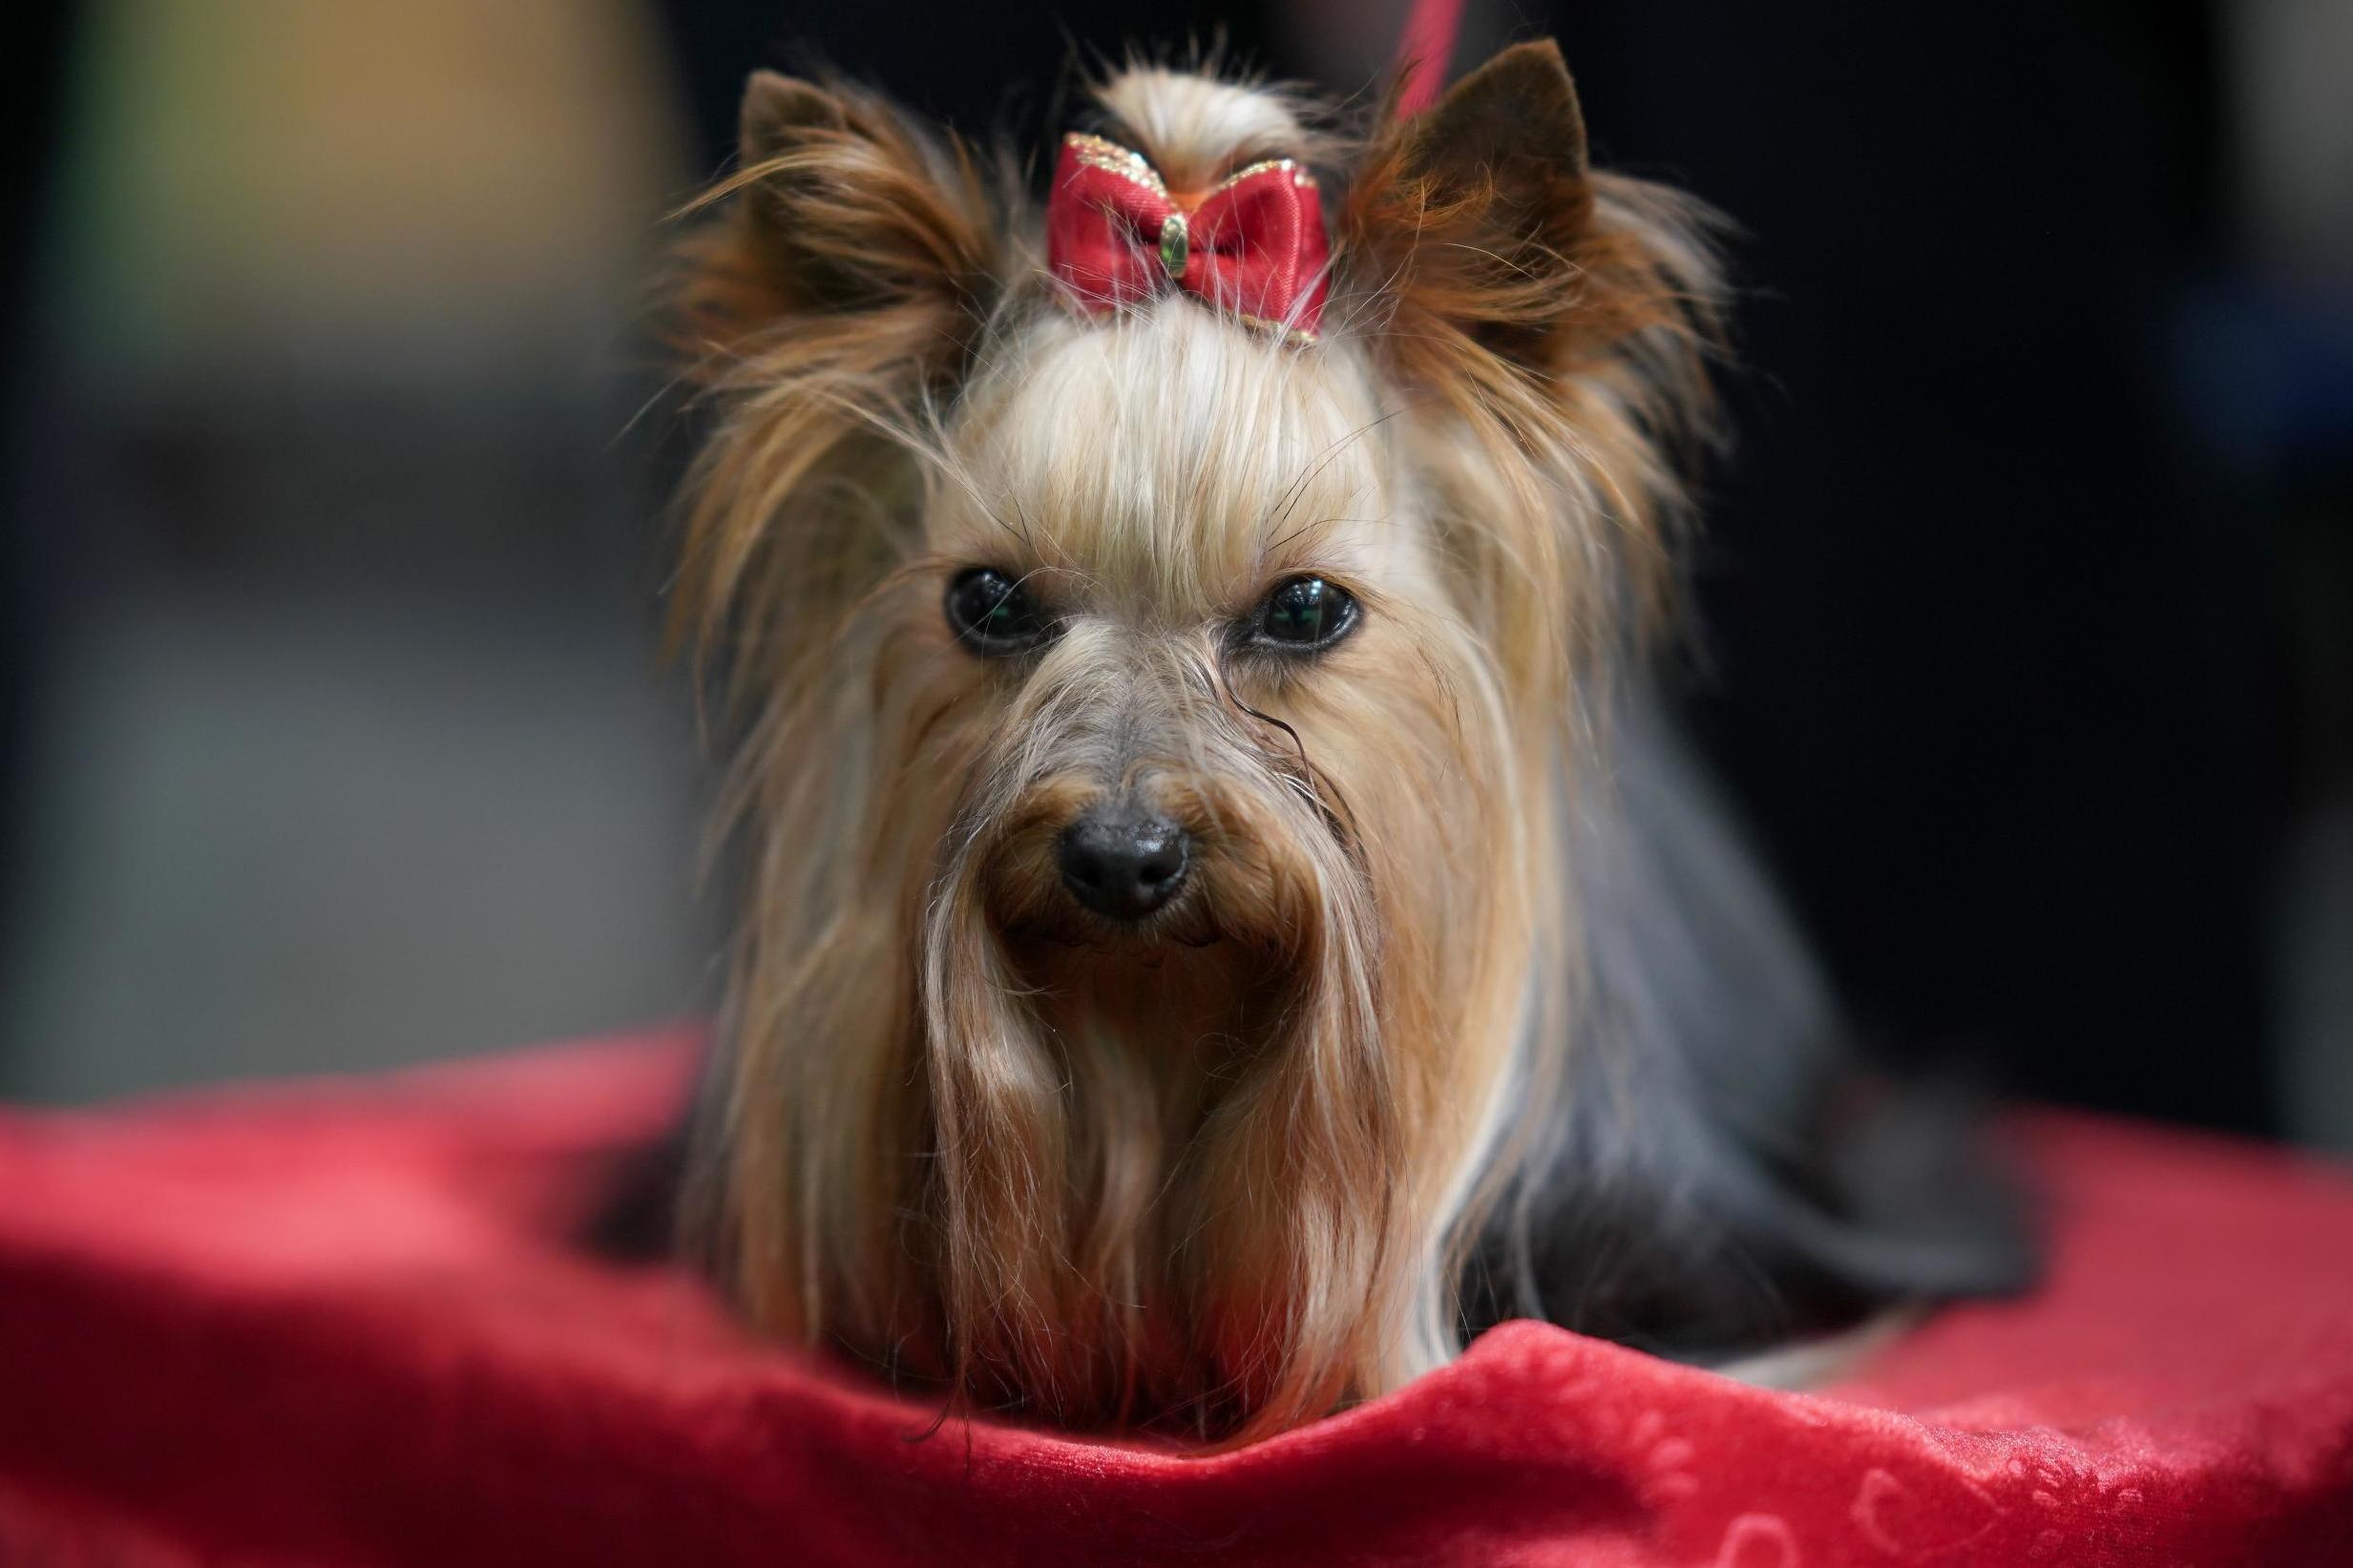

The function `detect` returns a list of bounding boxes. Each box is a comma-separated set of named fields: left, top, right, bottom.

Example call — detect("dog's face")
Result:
left=915, top=305, right=1439, bottom=967
left=923, top=306, right=1468, bottom=1019
left=672, top=48, right=1719, bottom=1440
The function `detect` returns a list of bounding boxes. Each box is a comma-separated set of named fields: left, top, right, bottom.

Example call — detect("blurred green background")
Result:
left=5, top=1, right=708, bottom=1098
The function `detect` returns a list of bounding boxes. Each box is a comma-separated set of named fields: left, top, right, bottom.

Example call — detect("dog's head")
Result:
left=671, top=43, right=1722, bottom=1440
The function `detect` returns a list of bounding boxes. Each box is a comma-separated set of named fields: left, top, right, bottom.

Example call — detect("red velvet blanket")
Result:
left=1, top=1031, right=2348, bottom=1566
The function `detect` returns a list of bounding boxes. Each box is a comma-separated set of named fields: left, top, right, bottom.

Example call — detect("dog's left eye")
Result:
left=1253, top=575, right=1359, bottom=651
left=945, top=567, right=1058, bottom=654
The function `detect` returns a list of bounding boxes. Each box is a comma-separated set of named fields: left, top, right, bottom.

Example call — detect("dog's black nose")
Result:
left=1057, top=807, right=1190, bottom=920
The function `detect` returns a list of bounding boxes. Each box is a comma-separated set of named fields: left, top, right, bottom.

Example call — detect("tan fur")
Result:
left=668, top=46, right=1724, bottom=1445
left=1095, top=67, right=1332, bottom=191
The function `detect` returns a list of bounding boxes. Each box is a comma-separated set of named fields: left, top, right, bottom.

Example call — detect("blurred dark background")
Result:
left=2, top=3, right=2346, bottom=1146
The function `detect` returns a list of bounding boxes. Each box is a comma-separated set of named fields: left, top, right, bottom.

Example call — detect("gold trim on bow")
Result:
left=1234, top=312, right=1319, bottom=348
left=1061, top=133, right=1317, bottom=199
left=1063, top=133, right=1166, bottom=195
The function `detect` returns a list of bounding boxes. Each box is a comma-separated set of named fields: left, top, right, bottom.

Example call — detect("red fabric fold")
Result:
left=1, top=1030, right=2348, bottom=1566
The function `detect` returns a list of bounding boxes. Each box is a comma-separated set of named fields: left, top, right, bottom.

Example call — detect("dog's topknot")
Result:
left=1092, top=67, right=1325, bottom=191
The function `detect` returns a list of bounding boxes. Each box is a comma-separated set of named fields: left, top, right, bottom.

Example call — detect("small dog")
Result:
left=651, top=40, right=2027, bottom=1444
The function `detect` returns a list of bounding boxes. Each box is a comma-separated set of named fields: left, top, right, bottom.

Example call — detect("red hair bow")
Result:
left=1045, top=134, right=1330, bottom=345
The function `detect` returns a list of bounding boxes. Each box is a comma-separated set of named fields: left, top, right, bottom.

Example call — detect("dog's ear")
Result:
left=728, top=71, right=996, bottom=340
left=1343, top=41, right=1604, bottom=371
left=1344, top=39, right=1716, bottom=379
left=666, top=73, right=1000, bottom=671
left=1339, top=41, right=1724, bottom=664
left=676, top=71, right=998, bottom=384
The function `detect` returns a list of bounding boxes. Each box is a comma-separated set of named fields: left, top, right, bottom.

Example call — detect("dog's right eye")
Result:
left=945, top=567, right=1056, bottom=655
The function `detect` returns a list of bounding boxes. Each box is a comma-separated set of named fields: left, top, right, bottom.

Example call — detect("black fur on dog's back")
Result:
left=1458, top=684, right=2035, bottom=1359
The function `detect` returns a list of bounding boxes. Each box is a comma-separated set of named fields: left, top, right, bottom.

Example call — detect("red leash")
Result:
left=1389, top=0, right=1466, bottom=117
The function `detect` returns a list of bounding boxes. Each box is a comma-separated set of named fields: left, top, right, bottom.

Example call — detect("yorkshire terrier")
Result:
left=638, top=40, right=2029, bottom=1445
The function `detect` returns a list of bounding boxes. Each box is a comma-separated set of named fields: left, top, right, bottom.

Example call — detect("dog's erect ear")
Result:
left=1413, top=36, right=1588, bottom=173
left=731, top=71, right=996, bottom=331
left=1338, top=40, right=1723, bottom=667
left=1341, top=39, right=1714, bottom=387
left=666, top=73, right=1001, bottom=670
left=674, top=71, right=998, bottom=391
left=1383, top=39, right=1592, bottom=365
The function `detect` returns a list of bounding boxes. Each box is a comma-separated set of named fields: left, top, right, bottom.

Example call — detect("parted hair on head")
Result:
left=662, top=41, right=1731, bottom=1444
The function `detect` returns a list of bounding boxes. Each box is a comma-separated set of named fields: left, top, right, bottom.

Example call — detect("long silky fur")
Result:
left=667, top=49, right=1730, bottom=1446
